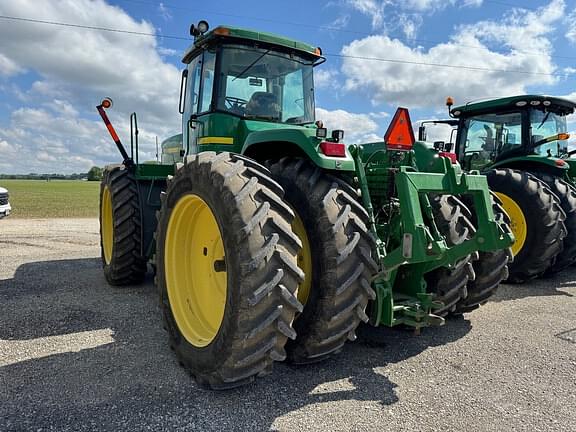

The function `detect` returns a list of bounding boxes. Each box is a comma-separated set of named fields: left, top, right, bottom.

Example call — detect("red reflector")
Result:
left=320, top=141, right=346, bottom=157
left=439, top=152, right=457, bottom=163
left=555, top=159, right=567, bottom=167
left=384, top=107, right=415, bottom=151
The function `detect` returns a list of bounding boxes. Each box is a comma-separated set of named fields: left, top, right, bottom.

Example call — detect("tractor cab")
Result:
left=449, top=95, right=575, bottom=172
left=179, top=21, right=333, bottom=163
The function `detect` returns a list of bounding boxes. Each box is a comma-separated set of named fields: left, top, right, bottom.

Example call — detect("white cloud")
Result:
left=346, top=0, right=384, bottom=29
left=0, top=105, right=162, bottom=174
left=329, top=14, right=351, bottom=30
left=567, top=8, right=576, bottom=43
left=345, top=0, right=483, bottom=31
left=158, top=2, right=172, bottom=21
left=316, top=107, right=384, bottom=143
left=369, top=111, right=389, bottom=119
left=405, top=0, right=482, bottom=11
left=315, top=69, right=340, bottom=89
left=158, top=46, right=180, bottom=57
left=564, top=92, right=576, bottom=103
left=397, top=13, right=423, bottom=40
left=0, top=0, right=181, bottom=173
left=414, top=120, right=455, bottom=143
left=341, top=0, right=564, bottom=108
left=0, top=53, right=23, bottom=76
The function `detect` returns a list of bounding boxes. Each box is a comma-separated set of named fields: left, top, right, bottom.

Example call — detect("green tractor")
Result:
left=421, top=95, right=575, bottom=283
left=97, top=21, right=513, bottom=389
left=160, top=134, right=184, bottom=165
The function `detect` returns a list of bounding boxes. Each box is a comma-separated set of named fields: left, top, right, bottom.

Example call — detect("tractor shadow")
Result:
left=492, top=266, right=576, bottom=304
left=0, top=257, right=471, bottom=431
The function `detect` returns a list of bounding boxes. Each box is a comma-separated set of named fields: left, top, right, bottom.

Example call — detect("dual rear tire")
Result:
left=99, top=165, right=147, bottom=286
left=101, top=154, right=377, bottom=388
left=426, top=194, right=511, bottom=316
left=269, top=158, right=377, bottom=364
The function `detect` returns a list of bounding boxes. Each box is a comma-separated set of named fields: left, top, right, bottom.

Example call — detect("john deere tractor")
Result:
left=97, top=21, right=513, bottom=389
left=422, top=95, right=575, bottom=283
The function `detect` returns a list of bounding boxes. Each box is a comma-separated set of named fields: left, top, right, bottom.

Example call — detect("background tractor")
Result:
left=97, top=21, right=513, bottom=389
left=420, top=95, right=575, bottom=283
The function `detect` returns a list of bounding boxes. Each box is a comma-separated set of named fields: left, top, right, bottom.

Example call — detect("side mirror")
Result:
left=178, top=69, right=188, bottom=114
left=418, top=125, right=426, bottom=141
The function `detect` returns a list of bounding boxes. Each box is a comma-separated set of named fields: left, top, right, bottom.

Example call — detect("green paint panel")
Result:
left=192, top=112, right=356, bottom=171
left=135, top=164, right=174, bottom=179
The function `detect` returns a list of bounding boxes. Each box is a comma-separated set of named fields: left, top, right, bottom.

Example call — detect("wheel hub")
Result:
left=164, top=194, right=227, bottom=348
left=495, top=192, right=527, bottom=256
left=101, top=186, right=114, bottom=265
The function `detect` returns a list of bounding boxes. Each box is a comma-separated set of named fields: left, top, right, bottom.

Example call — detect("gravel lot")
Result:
left=1, top=218, right=575, bottom=431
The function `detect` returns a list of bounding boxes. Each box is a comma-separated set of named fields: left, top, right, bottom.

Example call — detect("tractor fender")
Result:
left=241, top=128, right=356, bottom=171
left=490, top=155, right=569, bottom=177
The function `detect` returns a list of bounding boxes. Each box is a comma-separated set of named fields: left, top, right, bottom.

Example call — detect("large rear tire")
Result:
left=156, top=152, right=303, bottom=389
left=487, top=168, right=566, bottom=283
left=268, top=158, right=377, bottom=364
left=455, top=193, right=512, bottom=314
left=531, top=173, right=576, bottom=273
left=425, top=195, right=475, bottom=316
left=99, top=165, right=147, bottom=286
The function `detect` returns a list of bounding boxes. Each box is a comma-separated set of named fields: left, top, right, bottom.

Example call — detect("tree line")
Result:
left=0, top=166, right=104, bottom=181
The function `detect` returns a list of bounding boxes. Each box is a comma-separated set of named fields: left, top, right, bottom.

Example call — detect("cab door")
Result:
left=182, top=55, right=201, bottom=155
left=181, top=50, right=216, bottom=156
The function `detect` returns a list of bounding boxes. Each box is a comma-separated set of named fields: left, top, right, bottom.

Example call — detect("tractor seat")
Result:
left=245, top=92, right=280, bottom=119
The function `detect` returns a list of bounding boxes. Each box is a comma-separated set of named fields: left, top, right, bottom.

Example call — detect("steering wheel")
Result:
left=225, top=96, right=248, bottom=110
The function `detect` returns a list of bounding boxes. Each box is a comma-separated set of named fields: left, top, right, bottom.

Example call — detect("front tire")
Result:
left=99, top=165, right=147, bottom=286
left=156, top=152, right=303, bottom=389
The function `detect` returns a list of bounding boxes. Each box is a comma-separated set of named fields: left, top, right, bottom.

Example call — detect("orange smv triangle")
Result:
left=384, top=107, right=415, bottom=151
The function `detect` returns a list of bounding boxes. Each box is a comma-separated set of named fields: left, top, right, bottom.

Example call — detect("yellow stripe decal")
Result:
left=198, top=137, right=234, bottom=145
left=164, top=147, right=182, bottom=154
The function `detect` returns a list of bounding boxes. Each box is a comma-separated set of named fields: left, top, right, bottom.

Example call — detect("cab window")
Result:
left=460, top=112, right=522, bottom=170
left=199, top=50, right=215, bottom=113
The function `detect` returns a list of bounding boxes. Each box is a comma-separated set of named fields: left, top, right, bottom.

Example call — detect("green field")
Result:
left=1, top=179, right=100, bottom=218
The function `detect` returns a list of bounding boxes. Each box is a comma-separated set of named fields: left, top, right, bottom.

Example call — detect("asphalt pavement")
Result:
left=0, top=218, right=575, bottom=431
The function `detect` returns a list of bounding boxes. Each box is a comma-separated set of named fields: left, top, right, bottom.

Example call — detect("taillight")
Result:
left=439, top=152, right=457, bottom=163
left=320, top=141, right=346, bottom=157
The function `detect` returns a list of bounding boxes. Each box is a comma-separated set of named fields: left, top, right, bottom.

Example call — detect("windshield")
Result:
left=529, top=110, right=569, bottom=157
left=216, top=45, right=315, bottom=124
left=459, top=112, right=522, bottom=170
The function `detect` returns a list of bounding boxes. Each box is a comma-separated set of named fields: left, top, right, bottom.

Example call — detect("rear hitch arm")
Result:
left=96, top=98, right=135, bottom=169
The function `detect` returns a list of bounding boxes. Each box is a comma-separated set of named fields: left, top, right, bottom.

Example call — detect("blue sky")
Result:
left=1, top=0, right=575, bottom=173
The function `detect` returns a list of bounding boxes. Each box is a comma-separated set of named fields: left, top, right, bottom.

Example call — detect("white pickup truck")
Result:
left=0, top=186, right=11, bottom=218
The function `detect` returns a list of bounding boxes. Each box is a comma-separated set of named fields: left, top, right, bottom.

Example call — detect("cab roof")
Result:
left=451, top=95, right=576, bottom=118
left=182, top=25, right=322, bottom=64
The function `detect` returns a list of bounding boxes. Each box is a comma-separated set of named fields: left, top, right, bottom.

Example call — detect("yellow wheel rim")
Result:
left=495, top=192, right=527, bottom=256
left=292, top=212, right=312, bottom=305
left=165, top=194, right=227, bottom=347
left=101, top=186, right=114, bottom=265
